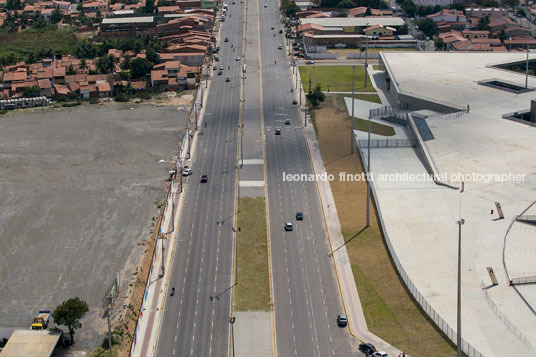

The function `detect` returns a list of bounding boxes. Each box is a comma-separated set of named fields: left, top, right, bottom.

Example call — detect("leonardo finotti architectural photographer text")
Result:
left=282, top=172, right=526, bottom=184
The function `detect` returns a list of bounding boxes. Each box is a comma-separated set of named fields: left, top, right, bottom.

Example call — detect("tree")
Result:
left=400, top=0, right=416, bottom=17
left=145, top=48, right=159, bottom=64
left=6, top=0, right=22, bottom=10
left=365, top=6, right=372, bottom=16
left=498, top=28, right=507, bottom=42
left=476, top=15, right=490, bottom=31
left=23, top=85, right=41, bottom=97
left=306, top=84, right=326, bottom=107
left=416, top=17, right=438, bottom=37
left=144, top=0, right=155, bottom=13
left=130, top=57, right=153, bottom=78
left=50, top=8, right=62, bottom=24
left=67, top=64, right=76, bottom=75
left=121, top=54, right=132, bottom=70
left=516, top=7, right=526, bottom=17
left=434, top=36, right=444, bottom=50
left=504, top=0, right=519, bottom=10
left=395, top=23, right=408, bottom=35
left=336, top=0, right=355, bottom=7
left=52, top=297, right=89, bottom=344
left=79, top=58, right=87, bottom=70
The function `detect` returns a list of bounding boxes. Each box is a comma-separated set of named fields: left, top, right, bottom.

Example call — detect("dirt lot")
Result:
left=314, top=95, right=456, bottom=356
left=0, top=102, right=189, bottom=349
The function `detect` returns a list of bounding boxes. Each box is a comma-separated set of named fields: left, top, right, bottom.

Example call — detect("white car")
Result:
left=235, top=56, right=240, bottom=61
left=182, top=168, right=193, bottom=176
left=372, top=352, right=389, bottom=357
left=284, top=222, right=293, bottom=231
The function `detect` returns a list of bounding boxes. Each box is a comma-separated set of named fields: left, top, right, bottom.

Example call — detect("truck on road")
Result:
left=31, top=310, right=51, bottom=330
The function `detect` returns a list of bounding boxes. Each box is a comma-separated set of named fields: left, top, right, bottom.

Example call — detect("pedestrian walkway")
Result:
left=129, top=75, right=211, bottom=357
left=292, top=64, right=403, bottom=356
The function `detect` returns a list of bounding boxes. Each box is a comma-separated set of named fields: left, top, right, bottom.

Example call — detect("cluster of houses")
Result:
left=293, top=5, right=536, bottom=53
left=433, top=7, right=536, bottom=51
left=0, top=0, right=221, bottom=100
left=295, top=8, right=412, bottom=49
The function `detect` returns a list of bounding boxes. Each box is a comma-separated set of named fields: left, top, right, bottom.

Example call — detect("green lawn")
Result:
left=299, top=65, right=376, bottom=93
left=0, top=27, right=77, bottom=62
left=235, top=197, right=271, bottom=311
left=333, top=94, right=394, bottom=136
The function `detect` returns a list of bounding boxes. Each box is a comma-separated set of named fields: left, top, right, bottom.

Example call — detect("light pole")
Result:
left=456, top=215, right=465, bottom=357
left=526, top=35, right=530, bottom=89
left=160, top=233, right=166, bottom=276
left=365, top=108, right=371, bottom=227
left=364, top=22, right=369, bottom=88
left=350, top=65, right=355, bottom=154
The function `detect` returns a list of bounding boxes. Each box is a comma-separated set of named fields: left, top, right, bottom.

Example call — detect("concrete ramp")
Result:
left=0, top=329, right=62, bottom=357
left=516, top=215, right=536, bottom=223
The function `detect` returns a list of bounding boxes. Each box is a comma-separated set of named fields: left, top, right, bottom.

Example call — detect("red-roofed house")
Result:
left=97, top=81, right=112, bottom=97
left=37, top=79, right=52, bottom=97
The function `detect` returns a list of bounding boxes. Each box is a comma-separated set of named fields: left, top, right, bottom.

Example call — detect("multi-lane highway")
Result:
left=155, top=3, right=244, bottom=355
left=156, top=0, right=355, bottom=355
left=257, top=2, right=355, bottom=357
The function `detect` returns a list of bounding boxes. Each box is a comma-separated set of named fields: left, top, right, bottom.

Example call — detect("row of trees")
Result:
left=321, top=0, right=387, bottom=9
left=74, top=36, right=164, bottom=60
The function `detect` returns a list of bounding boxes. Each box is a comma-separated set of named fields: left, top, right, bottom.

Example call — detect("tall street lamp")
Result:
left=456, top=214, right=465, bottom=357
left=350, top=65, right=355, bottom=154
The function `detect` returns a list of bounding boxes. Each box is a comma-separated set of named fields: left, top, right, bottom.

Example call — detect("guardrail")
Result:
left=357, top=138, right=416, bottom=148
left=481, top=282, right=533, bottom=350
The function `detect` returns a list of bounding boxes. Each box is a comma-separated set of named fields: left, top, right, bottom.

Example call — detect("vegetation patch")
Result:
left=235, top=197, right=270, bottom=311
left=0, top=27, right=77, bottom=63
left=299, top=65, right=376, bottom=93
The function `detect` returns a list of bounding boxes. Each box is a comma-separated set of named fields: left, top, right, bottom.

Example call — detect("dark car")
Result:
left=225, top=77, right=230, bottom=82
left=296, top=211, right=303, bottom=220
left=337, top=315, right=348, bottom=327
left=292, top=100, right=297, bottom=105
left=359, top=343, right=377, bottom=355
left=224, top=37, right=229, bottom=42
left=279, top=29, right=283, bottom=33
left=218, top=70, right=223, bottom=75
left=275, top=128, right=281, bottom=135
left=201, top=174, right=208, bottom=183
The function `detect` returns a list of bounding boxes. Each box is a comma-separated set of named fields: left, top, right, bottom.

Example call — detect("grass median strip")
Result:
left=313, top=95, right=456, bottom=356
left=235, top=197, right=270, bottom=311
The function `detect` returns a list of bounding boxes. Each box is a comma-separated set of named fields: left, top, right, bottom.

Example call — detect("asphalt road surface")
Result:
left=257, top=1, right=355, bottom=357
left=155, top=4, right=243, bottom=356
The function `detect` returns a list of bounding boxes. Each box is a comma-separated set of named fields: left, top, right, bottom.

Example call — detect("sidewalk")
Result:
left=291, top=63, right=403, bottom=357
left=129, top=76, right=211, bottom=357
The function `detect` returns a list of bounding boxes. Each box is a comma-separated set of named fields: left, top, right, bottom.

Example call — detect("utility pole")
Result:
left=526, top=35, right=530, bottom=89
left=106, top=296, right=112, bottom=357
left=457, top=213, right=465, bottom=357
left=366, top=109, right=371, bottom=227
left=160, top=233, right=165, bottom=276
left=364, top=22, right=369, bottom=88
left=350, top=65, right=355, bottom=154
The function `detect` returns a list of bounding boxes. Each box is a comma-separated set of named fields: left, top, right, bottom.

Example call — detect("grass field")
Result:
left=299, top=65, right=376, bottom=93
left=234, top=197, right=270, bottom=311
left=0, top=27, right=77, bottom=62
left=313, top=95, right=457, bottom=356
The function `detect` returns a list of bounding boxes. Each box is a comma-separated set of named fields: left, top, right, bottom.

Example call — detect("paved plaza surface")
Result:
left=370, top=52, right=536, bottom=355
left=0, top=104, right=187, bottom=347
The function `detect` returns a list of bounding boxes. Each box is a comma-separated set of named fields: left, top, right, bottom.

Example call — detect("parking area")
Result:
left=0, top=103, right=188, bottom=347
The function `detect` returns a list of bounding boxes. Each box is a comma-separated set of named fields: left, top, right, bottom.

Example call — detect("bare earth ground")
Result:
left=0, top=102, right=189, bottom=350
left=314, top=95, right=457, bottom=356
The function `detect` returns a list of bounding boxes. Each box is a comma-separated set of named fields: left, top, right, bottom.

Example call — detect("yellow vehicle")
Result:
left=31, top=310, right=51, bottom=330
